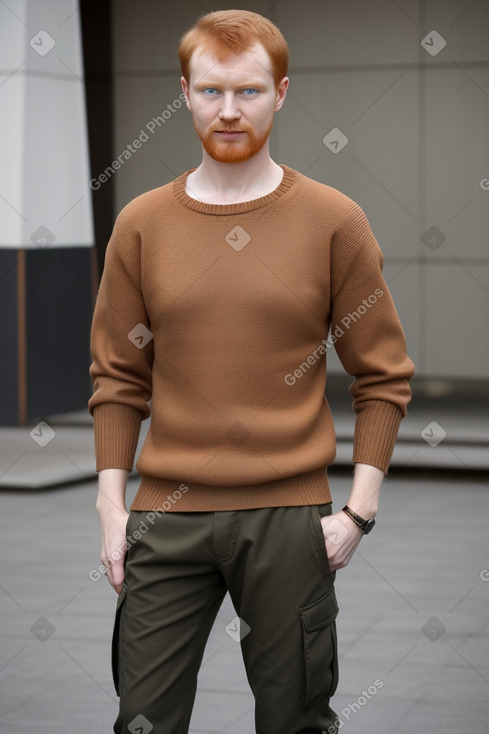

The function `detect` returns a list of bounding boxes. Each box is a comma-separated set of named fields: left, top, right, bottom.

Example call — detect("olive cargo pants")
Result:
left=112, top=502, right=340, bottom=734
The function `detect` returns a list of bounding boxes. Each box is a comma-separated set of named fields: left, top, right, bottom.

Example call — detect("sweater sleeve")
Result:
left=329, top=200, right=415, bottom=474
left=88, top=203, right=154, bottom=471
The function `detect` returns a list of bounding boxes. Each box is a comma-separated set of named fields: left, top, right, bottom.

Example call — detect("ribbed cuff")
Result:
left=92, top=403, right=144, bottom=471
left=352, top=400, right=404, bottom=474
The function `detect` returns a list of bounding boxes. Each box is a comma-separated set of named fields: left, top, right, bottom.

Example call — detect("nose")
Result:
left=218, top=92, right=241, bottom=121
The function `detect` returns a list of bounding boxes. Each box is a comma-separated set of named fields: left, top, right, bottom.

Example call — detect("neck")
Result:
left=190, top=144, right=281, bottom=198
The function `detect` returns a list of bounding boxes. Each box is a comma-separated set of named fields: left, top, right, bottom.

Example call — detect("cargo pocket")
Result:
left=299, top=585, right=339, bottom=709
left=111, top=581, right=128, bottom=697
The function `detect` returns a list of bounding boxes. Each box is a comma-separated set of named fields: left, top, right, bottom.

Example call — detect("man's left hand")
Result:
left=320, top=511, right=364, bottom=571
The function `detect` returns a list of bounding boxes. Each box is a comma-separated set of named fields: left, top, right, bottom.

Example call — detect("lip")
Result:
left=215, top=131, right=245, bottom=137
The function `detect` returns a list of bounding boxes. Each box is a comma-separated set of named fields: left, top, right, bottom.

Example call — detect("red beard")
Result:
left=194, top=117, right=274, bottom=163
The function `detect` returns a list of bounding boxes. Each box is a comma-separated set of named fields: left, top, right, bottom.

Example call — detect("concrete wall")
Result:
left=110, top=0, right=489, bottom=381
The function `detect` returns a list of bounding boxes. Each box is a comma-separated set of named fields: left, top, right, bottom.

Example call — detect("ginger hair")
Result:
left=178, top=9, right=289, bottom=91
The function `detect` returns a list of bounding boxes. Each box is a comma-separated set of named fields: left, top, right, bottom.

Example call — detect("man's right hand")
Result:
left=96, top=468, right=130, bottom=594
left=98, top=508, right=129, bottom=594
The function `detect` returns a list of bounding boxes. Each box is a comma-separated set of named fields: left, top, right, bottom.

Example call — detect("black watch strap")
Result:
left=342, top=505, right=376, bottom=534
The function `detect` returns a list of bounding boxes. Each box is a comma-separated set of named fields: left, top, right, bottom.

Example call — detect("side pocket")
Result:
left=299, top=585, right=339, bottom=709
left=310, top=504, right=335, bottom=583
left=111, top=582, right=128, bottom=697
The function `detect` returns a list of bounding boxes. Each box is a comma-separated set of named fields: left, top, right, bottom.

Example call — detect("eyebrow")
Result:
left=194, top=80, right=266, bottom=89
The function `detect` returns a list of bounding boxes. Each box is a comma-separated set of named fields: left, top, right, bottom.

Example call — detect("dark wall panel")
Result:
left=0, top=251, right=20, bottom=424
left=25, top=248, right=93, bottom=419
left=80, top=0, right=115, bottom=281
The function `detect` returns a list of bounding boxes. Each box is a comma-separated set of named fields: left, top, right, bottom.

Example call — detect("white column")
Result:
left=0, top=0, right=94, bottom=249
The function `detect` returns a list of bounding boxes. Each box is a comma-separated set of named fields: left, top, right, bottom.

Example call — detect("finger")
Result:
left=103, top=563, right=115, bottom=589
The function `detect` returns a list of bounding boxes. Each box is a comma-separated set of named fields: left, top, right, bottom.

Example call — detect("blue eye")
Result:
left=201, top=87, right=258, bottom=96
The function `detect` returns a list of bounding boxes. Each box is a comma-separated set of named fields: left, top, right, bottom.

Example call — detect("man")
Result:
left=89, top=9, right=415, bottom=734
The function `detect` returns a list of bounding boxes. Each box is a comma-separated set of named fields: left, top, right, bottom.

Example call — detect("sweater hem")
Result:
left=129, top=468, right=332, bottom=512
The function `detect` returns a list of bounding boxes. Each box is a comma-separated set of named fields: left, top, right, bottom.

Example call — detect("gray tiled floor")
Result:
left=1, top=468, right=488, bottom=733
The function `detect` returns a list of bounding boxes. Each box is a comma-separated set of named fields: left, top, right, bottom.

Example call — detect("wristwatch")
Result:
left=342, top=505, right=376, bottom=534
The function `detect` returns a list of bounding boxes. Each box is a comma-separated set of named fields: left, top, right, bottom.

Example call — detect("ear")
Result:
left=180, top=76, right=191, bottom=110
left=274, top=76, right=289, bottom=112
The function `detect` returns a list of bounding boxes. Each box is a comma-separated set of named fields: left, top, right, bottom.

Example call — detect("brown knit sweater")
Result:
left=88, top=164, right=414, bottom=512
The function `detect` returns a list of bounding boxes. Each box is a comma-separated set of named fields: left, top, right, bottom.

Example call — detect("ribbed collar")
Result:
left=172, top=163, right=300, bottom=215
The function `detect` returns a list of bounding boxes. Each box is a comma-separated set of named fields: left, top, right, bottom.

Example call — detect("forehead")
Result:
left=189, top=41, right=273, bottom=85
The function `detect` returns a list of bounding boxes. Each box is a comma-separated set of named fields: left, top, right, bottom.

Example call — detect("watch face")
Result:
left=342, top=506, right=375, bottom=534
left=363, top=518, right=376, bottom=534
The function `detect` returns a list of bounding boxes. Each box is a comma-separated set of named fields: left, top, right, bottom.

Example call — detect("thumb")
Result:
left=109, top=560, right=126, bottom=594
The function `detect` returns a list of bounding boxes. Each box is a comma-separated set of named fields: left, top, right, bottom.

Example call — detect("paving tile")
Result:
left=1, top=464, right=488, bottom=732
